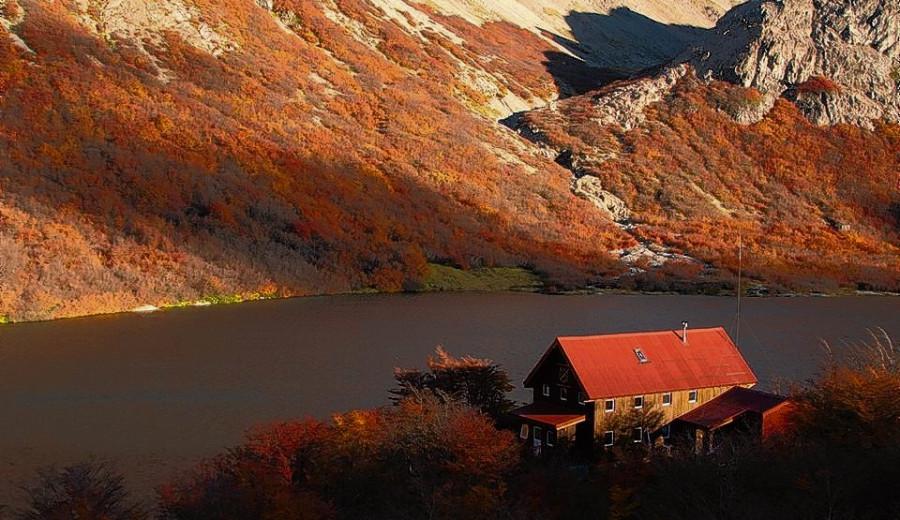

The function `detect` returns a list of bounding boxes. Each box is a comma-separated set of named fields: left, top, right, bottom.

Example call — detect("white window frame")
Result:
left=634, top=348, right=648, bottom=363
left=519, top=423, right=529, bottom=440
left=634, top=395, right=644, bottom=409
left=604, top=399, right=615, bottom=413
left=546, top=429, right=555, bottom=447
left=578, top=391, right=587, bottom=404
left=632, top=427, right=643, bottom=443
left=533, top=426, right=543, bottom=448
left=688, top=390, right=698, bottom=403
left=662, top=392, right=672, bottom=406
left=542, top=384, right=550, bottom=397
left=559, top=386, right=568, bottom=401
left=603, top=430, right=615, bottom=447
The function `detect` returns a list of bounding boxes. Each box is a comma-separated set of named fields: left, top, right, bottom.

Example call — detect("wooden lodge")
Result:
left=511, top=325, right=790, bottom=452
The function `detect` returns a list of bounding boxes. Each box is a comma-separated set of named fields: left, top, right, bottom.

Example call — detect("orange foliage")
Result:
left=0, top=0, right=625, bottom=320
left=795, top=75, right=842, bottom=94
left=523, top=71, right=900, bottom=292
left=159, top=398, right=518, bottom=519
left=0, top=1, right=895, bottom=321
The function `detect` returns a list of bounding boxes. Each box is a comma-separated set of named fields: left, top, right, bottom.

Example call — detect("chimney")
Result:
left=681, top=321, right=688, bottom=344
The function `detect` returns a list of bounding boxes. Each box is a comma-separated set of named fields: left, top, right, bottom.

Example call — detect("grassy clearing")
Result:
left=161, top=292, right=272, bottom=310
left=421, top=263, right=542, bottom=292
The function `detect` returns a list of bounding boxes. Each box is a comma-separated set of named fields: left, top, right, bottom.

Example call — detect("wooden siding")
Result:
left=591, top=384, right=755, bottom=437
left=518, top=421, right=578, bottom=449
left=528, top=346, right=589, bottom=409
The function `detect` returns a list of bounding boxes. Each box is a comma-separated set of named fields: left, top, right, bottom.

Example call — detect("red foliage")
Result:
left=159, top=399, right=519, bottom=519
left=523, top=71, right=900, bottom=292
left=0, top=0, right=625, bottom=320
left=0, top=1, right=894, bottom=320
left=795, top=75, right=842, bottom=94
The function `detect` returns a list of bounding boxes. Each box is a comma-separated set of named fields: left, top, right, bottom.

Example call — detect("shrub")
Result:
left=795, top=76, right=842, bottom=95
left=391, top=346, right=516, bottom=419
left=16, top=461, right=146, bottom=520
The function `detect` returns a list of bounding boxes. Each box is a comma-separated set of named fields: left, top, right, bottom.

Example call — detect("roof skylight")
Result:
left=634, top=348, right=649, bottom=363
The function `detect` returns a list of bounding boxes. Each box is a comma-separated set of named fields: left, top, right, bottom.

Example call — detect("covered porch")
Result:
left=511, top=402, right=586, bottom=452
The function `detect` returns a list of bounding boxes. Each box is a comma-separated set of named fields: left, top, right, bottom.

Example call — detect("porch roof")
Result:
left=512, top=402, right=586, bottom=430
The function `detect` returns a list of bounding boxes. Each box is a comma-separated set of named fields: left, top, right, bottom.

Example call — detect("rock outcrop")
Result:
left=614, top=244, right=698, bottom=268
left=587, top=64, right=688, bottom=131
left=74, top=0, right=237, bottom=57
left=689, top=0, right=900, bottom=127
left=0, top=0, right=32, bottom=53
left=573, top=175, right=631, bottom=222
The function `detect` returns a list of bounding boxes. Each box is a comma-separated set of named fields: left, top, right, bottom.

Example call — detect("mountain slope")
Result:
left=0, top=0, right=628, bottom=320
left=517, top=70, right=899, bottom=290
left=0, top=0, right=897, bottom=321
left=514, top=0, right=899, bottom=291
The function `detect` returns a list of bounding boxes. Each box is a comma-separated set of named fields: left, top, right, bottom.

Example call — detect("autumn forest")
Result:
left=0, top=0, right=897, bottom=321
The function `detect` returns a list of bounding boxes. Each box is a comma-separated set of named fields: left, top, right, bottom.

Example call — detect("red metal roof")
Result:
left=525, top=327, right=757, bottom=399
left=675, top=386, right=789, bottom=429
left=511, top=402, right=586, bottom=429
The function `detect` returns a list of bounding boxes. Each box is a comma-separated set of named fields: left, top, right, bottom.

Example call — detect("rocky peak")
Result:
left=689, top=0, right=900, bottom=127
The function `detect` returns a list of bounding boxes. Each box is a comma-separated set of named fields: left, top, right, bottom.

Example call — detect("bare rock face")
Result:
left=614, top=244, right=697, bottom=268
left=0, top=0, right=22, bottom=24
left=573, top=175, right=631, bottom=222
left=0, top=0, right=32, bottom=54
left=74, top=0, right=237, bottom=57
left=587, top=64, right=688, bottom=131
left=690, top=0, right=900, bottom=127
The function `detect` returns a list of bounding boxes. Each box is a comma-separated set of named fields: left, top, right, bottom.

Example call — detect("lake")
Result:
left=0, top=293, right=896, bottom=505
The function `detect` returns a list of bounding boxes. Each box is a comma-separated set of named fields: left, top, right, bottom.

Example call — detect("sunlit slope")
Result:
left=0, top=0, right=896, bottom=321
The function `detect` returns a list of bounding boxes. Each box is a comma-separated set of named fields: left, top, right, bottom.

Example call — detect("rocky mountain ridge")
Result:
left=688, top=0, right=899, bottom=127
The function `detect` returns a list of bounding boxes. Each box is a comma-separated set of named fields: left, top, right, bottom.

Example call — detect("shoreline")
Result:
left=1, top=284, right=896, bottom=327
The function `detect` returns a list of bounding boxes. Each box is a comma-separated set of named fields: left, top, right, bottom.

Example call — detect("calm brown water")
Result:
left=0, top=293, right=897, bottom=504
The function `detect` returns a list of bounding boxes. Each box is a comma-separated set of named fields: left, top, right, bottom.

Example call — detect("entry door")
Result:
left=533, top=426, right=543, bottom=451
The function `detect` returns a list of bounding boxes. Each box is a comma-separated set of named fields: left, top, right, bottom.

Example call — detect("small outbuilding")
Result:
left=670, top=386, right=795, bottom=453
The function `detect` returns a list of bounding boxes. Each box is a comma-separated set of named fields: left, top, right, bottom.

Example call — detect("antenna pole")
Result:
left=736, top=234, right=742, bottom=346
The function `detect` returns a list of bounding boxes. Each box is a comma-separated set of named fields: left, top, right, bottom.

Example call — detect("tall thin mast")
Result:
left=736, top=234, right=742, bottom=346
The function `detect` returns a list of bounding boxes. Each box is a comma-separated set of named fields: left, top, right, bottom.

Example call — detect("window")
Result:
left=578, top=391, right=587, bottom=404
left=632, top=427, right=643, bottom=443
left=533, top=426, right=542, bottom=447
left=634, top=395, right=644, bottom=409
left=661, top=424, right=671, bottom=438
left=688, top=390, right=698, bottom=403
left=604, top=399, right=615, bottom=413
left=519, top=424, right=529, bottom=440
left=662, top=392, right=672, bottom=406
left=603, top=430, right=615, bottom=446
left=634, top=348, right=649, bottom=363
left=546, top=430, right=556, bottom=447
left=559, top=387, right=569, bottom=401
left=558, top=366, right=570, bottom=383
left=542, top=384, right=550, bottom=397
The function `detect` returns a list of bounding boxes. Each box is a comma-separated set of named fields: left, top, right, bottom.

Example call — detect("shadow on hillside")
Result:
left=0, top=3, right=627, bottom=320
left=540, top=8, right=711, bottom=97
